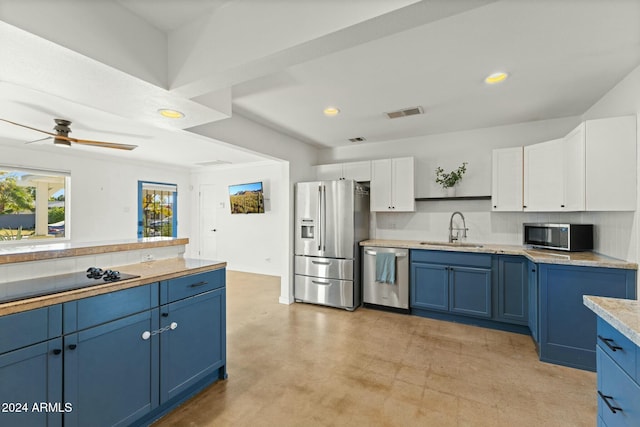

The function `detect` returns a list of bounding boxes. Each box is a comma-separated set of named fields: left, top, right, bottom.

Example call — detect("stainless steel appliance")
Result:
left=294, top=180, right=369, bottom=310
left=362, top=246, right=409, bottom=312
left=523, top=223, right=593, bottom=251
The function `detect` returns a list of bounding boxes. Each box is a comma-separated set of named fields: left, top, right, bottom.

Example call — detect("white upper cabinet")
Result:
left=314, top=161, right=371, bottom=181
left=584, top=116, right=636, bottom=211
left=523, top=139, right=564, bottom=211
left=370, top=157, right=415, bottom=212
left=491, top=147, right=523, bottom=211
left=492, top=115, right=635, bottom=213
left=562, top=123, right=586, bottom=211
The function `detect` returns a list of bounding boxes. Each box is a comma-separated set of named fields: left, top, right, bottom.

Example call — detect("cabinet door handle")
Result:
left=312, top=260, right=331, bottom=265
left=52, top=349, right=62, bottom=355
left=141, top=331, right=151, bottom=340
left=170, top=322, right=178, bottom=330
left=68, top=344, right=77, bottom=350
left=598, top=335, right=623, bottom=351
left=189, top=281, right=208, bottom=288
left=312, top=280, right=331, bottom=286
left=598, top=391, right=622, bottom=414
left=161, top=312, right=169, bottom=317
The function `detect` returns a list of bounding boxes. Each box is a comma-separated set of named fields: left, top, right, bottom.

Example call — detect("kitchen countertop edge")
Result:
left=584, top=296, right=640, bottom=348
left=0, top=237, right=190, bottom=265
left=0, top=257, right=226, bottom=317
left=360, top=239, right=637, bottom=270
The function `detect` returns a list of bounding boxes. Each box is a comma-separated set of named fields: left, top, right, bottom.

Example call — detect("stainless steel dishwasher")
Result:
left=362, top=246, right=409, bottom=312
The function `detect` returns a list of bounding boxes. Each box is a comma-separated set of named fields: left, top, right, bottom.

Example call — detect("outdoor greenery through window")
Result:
left=138, top=181, right=177, bottom=238
left=0, top=166, right=69, bottom=241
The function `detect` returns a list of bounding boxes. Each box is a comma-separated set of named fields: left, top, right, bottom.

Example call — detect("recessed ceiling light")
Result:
left=158, top=109, right=185, bottom=119
left=485, top=72, right=509, bottom=84
left=323, top=107, right=340, bottom=117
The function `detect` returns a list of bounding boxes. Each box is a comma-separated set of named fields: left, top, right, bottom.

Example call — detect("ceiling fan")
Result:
left=0, top=118, right=138, bottom=150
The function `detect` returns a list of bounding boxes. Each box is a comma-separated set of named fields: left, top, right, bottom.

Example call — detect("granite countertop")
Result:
left=0, top=237, right=189, bottom=265
left=584, top=296, right=640, bottom=347
left=0, top=257, right=226, bottom=317
left=360, top=239, right=637, bottom=270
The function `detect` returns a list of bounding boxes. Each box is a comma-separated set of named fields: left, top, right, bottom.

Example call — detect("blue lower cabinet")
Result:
left=63, top=309, right=160, bottom=427
left=410, top=251, right=492, bottom=320
left=0, top=338, right=63, bottom=427
left=160, top=288, right=226, bottom=403
left=527, top=261, right=539, bottom=344
left=539, top=264, right=636, bottom=371
left=493, top=256, right=527, bottom=325
left=597, top=347, right=640, bottom=426
left=410, top=262, right=448, bottom=311
left=449, top=266, right=491, bottom=318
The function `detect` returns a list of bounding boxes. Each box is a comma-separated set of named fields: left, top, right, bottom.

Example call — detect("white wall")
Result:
left=0, top=142, right=190, bottom=243
left=189, top=113, right=318, bottom=303
left=189, top=161, right=285, bottom=276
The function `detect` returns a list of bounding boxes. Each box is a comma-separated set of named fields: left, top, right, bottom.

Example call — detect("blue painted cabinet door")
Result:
left=160, top=287, right=226, bottom=403
left=449, top=266, right=492, bottom=318
left=494, top=256, right=528, bottom=325
left=0, top=338, right=63, bottom=427
left=527, top=261, right=539, bottom=344
left=539, top=264, right=636, bottom=371
left=64, top=309, right=159, bottom=427
left=410, top=262, right=448, bottom=311
left=597, top=347, right=640, bottom=426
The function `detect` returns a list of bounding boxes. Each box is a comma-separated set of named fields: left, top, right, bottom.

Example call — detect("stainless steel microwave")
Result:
left=523, top=223, right=593, bottom=252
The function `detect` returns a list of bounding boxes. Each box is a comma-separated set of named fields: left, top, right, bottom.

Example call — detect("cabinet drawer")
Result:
left=295, top=256, right=353, bottom=281
left=294, top=275, right=354, bottom=308
left=64, top=283, right=158, bottom=333
left=0, top=305, right=62, bottom=354
left=597, top=318, right=637, bottom=379
left=411, top=250, right=492, bottom=268
left=161, top=269, right=225, bottom=305
left=597, top=347, right=640, bottom=426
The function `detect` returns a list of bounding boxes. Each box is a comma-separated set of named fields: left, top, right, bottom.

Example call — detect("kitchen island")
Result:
left=584, top=296, right=640, bottom=426
left=0, top=239, right=227, bottom=427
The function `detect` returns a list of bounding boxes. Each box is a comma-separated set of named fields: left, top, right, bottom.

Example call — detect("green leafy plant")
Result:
left=435, top=162, right=468, bottom=188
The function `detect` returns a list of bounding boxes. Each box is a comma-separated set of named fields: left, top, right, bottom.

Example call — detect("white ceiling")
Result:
left=0, top=0, right=639, bottom=165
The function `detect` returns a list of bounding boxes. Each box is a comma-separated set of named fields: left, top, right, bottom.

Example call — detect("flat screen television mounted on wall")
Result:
left=229, top=182, right=265, bottom=214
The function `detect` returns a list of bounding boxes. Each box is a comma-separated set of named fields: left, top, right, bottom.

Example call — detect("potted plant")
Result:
left=435, top=162, right=468, bottom=197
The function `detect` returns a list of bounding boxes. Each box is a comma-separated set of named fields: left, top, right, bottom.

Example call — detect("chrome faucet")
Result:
left=449, top=211, right=468, bottom=243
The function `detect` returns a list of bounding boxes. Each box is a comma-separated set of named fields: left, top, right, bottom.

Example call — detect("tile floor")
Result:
left=153, top=271, right=596, bottom=427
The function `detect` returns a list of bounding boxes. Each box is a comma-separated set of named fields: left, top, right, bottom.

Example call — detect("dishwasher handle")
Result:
left=365, top=249, right=408, bottom=258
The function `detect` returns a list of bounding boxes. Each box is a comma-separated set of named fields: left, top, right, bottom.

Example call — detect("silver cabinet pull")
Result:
left=170, top=322, right=178, bottom=330
left=312, top=280, right=331, bottom=286
left=141, top=331, right=151, bottom=340
left=312, top=260, right=331, bottom=265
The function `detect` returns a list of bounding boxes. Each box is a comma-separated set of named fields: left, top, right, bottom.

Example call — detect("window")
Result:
left=138, top=181, right=177, bottom=238
left=0, top=166, right=69, bottom=241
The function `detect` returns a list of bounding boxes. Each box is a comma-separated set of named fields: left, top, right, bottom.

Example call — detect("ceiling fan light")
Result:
left=53, top=138, right=71, bottom=147
left=158, top=109, right=185, bottom=119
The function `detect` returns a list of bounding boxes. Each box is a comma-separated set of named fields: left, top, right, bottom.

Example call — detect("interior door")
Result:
left=199, top=185, right=218, bottom=260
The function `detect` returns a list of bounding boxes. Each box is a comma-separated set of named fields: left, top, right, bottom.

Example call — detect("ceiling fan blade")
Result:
left=25, top=136, right=52, bottom=144
left=68, top=136, right=138, bottom=151
left=0, top=118, right=58, bottom=136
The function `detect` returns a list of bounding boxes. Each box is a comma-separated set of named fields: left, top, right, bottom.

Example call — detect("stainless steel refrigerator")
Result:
left=294, top=180, right=369, bottom=310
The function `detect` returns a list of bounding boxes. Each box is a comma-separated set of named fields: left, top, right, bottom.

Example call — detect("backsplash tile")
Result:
left=374, top=202, right=637, bottom=261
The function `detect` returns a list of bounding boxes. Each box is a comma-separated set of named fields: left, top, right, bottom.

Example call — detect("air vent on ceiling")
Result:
left=348, top=137, right=366, bottom=143
left=195, top=160, right=232, bottom=167
left=385, top=106, right=424, bottom=119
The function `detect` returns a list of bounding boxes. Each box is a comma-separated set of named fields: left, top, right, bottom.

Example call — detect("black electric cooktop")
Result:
left=0, top=268, right=140, bottom=304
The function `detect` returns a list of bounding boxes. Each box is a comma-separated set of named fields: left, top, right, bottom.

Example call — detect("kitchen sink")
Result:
left=419, top=241, right=484, bottom=249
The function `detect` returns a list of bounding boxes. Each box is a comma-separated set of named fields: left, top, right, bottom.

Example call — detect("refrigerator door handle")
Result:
left=322, top=185, right=327, bottom=252
left=317, top=185, right=322, bottom=251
